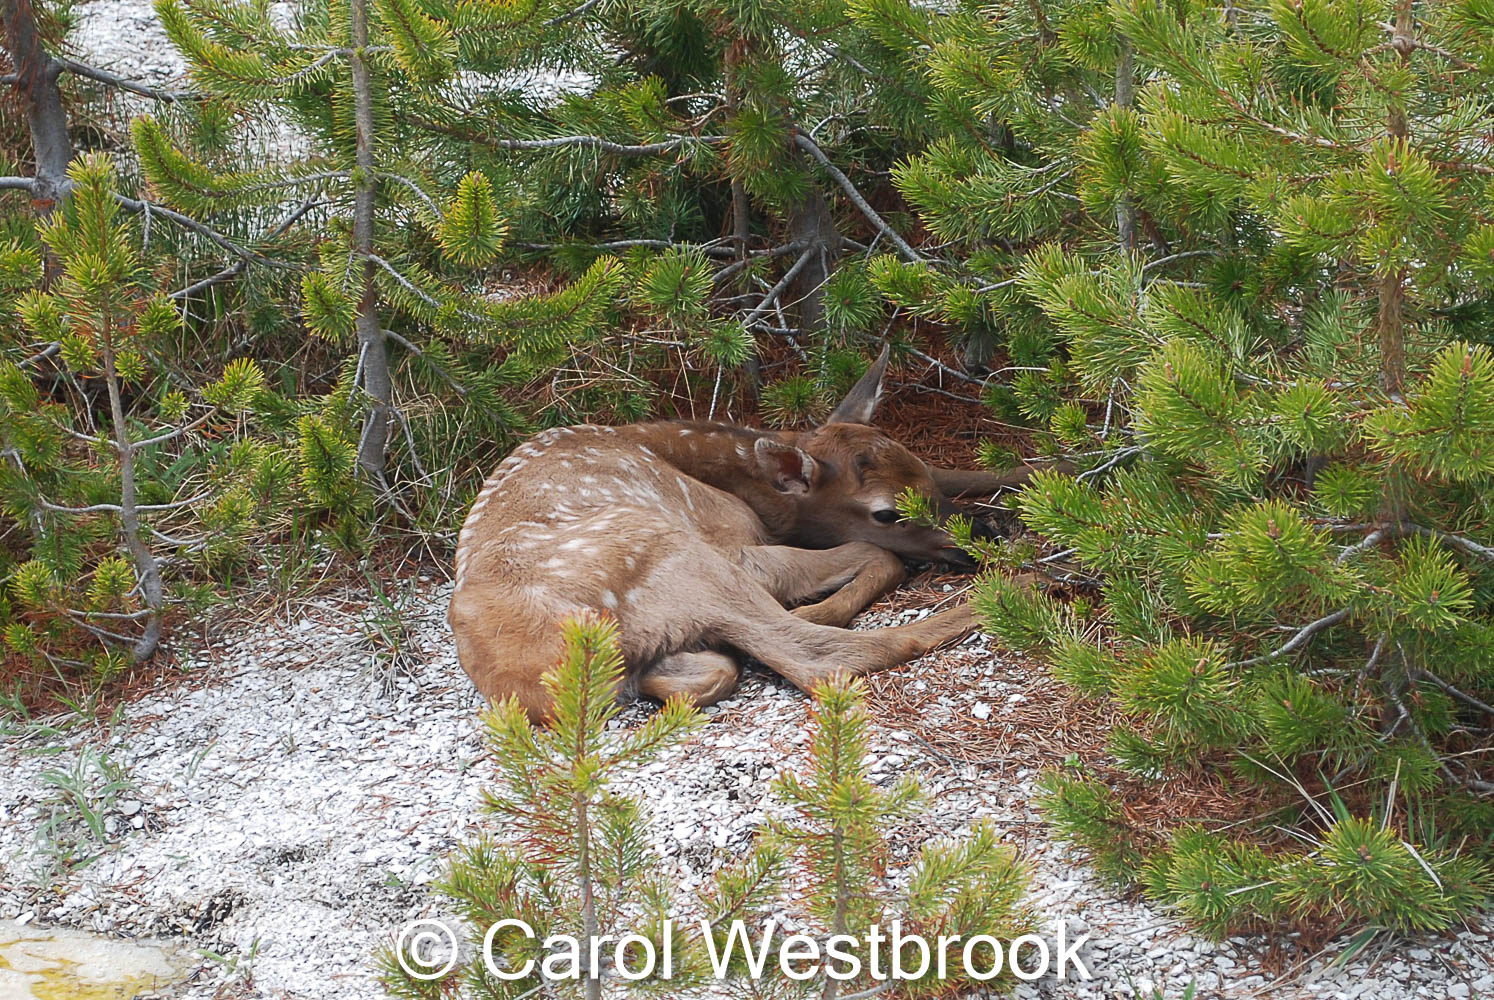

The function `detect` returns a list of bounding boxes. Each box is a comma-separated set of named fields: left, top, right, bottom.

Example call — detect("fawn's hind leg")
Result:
left=711, top=588, right=978, bottom=694
left=636, top=650, right=741, bottom=707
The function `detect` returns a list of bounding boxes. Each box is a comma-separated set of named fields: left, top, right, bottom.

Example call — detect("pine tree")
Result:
left=385, top=628, right=1034, bottom=998
left=142, top=0, right=962, bottom=447
left=949, top=0, right=1494, bottom=939
left=380, top=613, right=770, bottom=998
left=847, top=0, right=1176, bottom=375
left=135, top=0, right=552, bottom=494
left=370, top=0, right=951, bottom=418
left=0, top=153, right=277, bottom=675
left=770, top=677, right=1033, bottom=997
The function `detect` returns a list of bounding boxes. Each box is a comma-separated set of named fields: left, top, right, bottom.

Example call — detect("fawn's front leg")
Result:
left=738, top=542, right=907, bottom=626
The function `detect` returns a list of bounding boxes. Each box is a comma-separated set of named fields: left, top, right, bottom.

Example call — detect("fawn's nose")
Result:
left=931, top=498, right=999, bottom=569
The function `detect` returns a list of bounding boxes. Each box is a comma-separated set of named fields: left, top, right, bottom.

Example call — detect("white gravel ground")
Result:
left=0, top=582, right=1488, bottom=999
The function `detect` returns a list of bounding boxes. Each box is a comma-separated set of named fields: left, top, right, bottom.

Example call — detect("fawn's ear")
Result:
left=754, top=438, right=818, bottom=494
left=824, top=343, right=890, bottom=425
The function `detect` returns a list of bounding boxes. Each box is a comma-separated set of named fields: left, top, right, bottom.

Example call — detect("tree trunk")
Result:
left=576, top=791, right=602, bottom=1000
left=819, top=827, right=848, bottom=1000
left=1375, top=0, right=1415, bottom=535
left=349, top=0, right=391, bottom=478
left=1380, top=0, right=1414, bottom=399
left=787, top=183, right=840, bottom=334
left=1114, top=37, right=1136, bottom=255
left=1, top=0, right=72, bottom=280
left=102, top=334, right=163, bottom=662
left=725, top=41, right=763, bottom=407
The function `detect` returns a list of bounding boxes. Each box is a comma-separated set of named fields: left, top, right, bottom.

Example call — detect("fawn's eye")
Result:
left=872, top=508, right=900, bottom=524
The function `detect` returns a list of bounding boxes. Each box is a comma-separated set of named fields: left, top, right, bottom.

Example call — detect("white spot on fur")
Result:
left=601, top=590, right=618, bottom=609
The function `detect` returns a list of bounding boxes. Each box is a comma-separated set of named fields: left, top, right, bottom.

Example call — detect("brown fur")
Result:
left=448, top=350, right=1050, bottom=720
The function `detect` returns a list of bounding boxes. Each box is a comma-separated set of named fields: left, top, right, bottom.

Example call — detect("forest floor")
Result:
left=0, top=0, right=1488, bottom=997
left=0, top=580, right=1489, bottom=1000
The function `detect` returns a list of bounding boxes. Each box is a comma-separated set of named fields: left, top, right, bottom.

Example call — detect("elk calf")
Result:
left=449, top=349, right=1049, bottom=720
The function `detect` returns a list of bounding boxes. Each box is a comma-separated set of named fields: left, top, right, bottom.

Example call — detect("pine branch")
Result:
left=131, top=407, right=217, bottom=449
left=1413, top=669, right=1494, bottom=719
left=544, top=0, right=605, bottom=26
left=115, top=191, right=258, bottom=261
left=378, top=171, right=442, bottom=217
left=366, top=252, right=488, bottom=325
left=1230, top=608, right=1352, bottom=667
left=517, top=238, right=738, bottom=258
left=20, top=341, right=58, bottom=366
left=65, top=606, right=157, bottom=621
left=35, top=491, right=209, bottom=514
left=489, top=134, right=725, bottom=154
left=792, top=131, right=924, bottom=264
left=712, top=242, right=808, bottom=285
left=905, top=347, right=986, bottom=387
left=1141, top=249, right=1221, bottom=275
left=382, top=328, right=465, bottom=395
left=407, top=113, right=727, bottom=156
left=1396, top=523, right=1494, bottom=562
left=52, top=56, right=199, bottom=101
left=1076, top=446, right=1144, bottom=482
left=1336, top=527, right=1387, bottom=563
left=741, top=245, right=815, bottom=327
left=170, top=194, right=324, bottom=299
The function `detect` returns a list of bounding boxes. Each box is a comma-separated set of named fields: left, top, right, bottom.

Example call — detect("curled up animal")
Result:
left=449, top=347, right=1060, bottom=721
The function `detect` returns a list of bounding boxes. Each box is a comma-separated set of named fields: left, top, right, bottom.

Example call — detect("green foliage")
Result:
left=386, top=627, right=1032, bottom=997
left=771, top=677, right=1033, bottom=996
left=439, top=173, right=507, bottom=267
left=935, top=0, right=1494, bottom=940
left=381, top=614, right=708, bottom=994
left=0, top=154, right=282, bottom=674
left=1036, top=773, right=1146, bottom=886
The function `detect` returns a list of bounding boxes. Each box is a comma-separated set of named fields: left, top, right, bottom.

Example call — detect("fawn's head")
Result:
left=754, top=347, right=995, bottom=567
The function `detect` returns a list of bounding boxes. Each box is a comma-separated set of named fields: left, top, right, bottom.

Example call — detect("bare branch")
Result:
left=1141, top=248, right=1221, bottom=275
left=383, top=328, right=466, bottom=395
left=170, top=195, right=324, bottom=300
left=1230, top=608, right=1352, bottom=667
left=36, top=490, right=210, bottom=515
left=517, top=238, right=738, bottom=258
left=1414, top=668, right=1494, bottom=718
left=906, top=347, right=987, bottom=387
left=131, top=407, right=218, bottom=450
left=20, top=341, right=58, bottom=366
left=1397, top=522, right=1494, bottom=562
left=1336, top=527, right=1387, bottom=563
left=53, top=56, right=199, bottom=102
left=792, top=131, right=924, bottom=263
left=114, top=191, right=258, bottom=262
left=741, top=246, right=815, bottom=327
